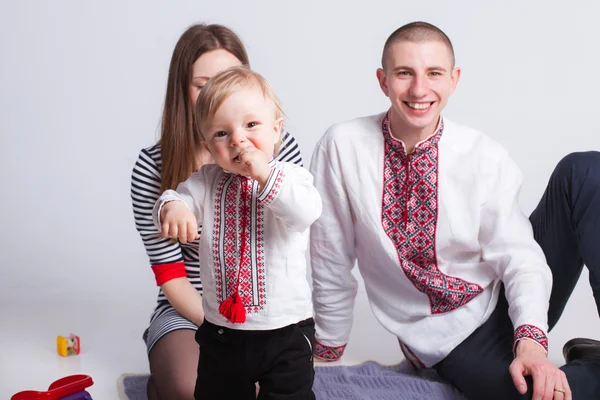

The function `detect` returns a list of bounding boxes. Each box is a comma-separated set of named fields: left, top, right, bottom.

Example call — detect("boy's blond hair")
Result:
left=195, top=65, right=284, bottom=154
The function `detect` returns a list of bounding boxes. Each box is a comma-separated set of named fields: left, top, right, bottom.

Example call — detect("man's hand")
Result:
left=235, top=147, right=272, bottom=188
left=509, top=340, right=571, bottom=400
left=160, top=200, right=199, bottom=244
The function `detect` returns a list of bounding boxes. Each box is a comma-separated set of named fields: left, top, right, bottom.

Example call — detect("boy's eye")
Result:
left=214, top=131, right=227, bottom=138
left=247, top=122, right=257, bottom=128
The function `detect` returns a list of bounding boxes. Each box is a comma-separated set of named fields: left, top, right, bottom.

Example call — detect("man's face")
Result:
left=377, top=40, right=460, bottom=136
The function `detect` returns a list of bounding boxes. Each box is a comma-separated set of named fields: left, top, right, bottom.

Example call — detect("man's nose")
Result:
left=408, top=75, right=429, bottom=98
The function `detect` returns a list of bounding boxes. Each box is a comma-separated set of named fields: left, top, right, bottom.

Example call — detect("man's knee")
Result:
left=555, top=151, right=600, bottom=181
left=436, top=357, right=530, bottom=400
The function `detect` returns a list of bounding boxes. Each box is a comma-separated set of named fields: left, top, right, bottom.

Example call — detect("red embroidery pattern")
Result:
left=261, top=169, right=285, bottom=206
left=314, top=341, right=346, bottom=361
left=381, top=114, right=483, bottom=314
left=213, top=175, right=266, bottom=313
left=514, top=324, right=548, bottom=353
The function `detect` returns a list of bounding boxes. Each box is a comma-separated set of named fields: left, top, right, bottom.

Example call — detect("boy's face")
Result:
left=377, top=40, right=460, bottom=136
left=202, top=85, right=282, bottom=175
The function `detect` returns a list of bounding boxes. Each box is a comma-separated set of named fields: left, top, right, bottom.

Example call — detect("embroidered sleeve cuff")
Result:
left=513, top=324, right=548, bottom=354
left=258, top=167, right=285, bottom=206
left=151, top=262, right=187, bottom=286
left=314, top=340, right=347, bottom=361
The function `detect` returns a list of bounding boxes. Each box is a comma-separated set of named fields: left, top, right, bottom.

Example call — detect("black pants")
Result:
left=194, top=317, right=316, bottom=400
left=435, top=152, right=600, bottom=399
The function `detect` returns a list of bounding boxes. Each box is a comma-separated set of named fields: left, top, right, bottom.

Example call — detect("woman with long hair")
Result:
left=130, top=24, right=303, bottom=399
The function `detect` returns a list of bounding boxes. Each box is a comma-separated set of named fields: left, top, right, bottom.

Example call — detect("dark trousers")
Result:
left=435, top=152, right=600, bottom=399
left=194, top=317, right=316, bottom=400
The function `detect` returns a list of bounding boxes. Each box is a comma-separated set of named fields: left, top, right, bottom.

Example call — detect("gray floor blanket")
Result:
left=118, top=361, right=468, bottom=400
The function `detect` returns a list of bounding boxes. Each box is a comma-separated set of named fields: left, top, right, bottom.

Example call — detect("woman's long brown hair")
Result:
left=160, top=24, right=249, bottom=192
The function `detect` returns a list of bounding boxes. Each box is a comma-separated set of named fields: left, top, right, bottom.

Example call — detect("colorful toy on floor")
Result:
left=11, top=374, right=94, bottom=399
left=57, top=334, right=80, bottom=357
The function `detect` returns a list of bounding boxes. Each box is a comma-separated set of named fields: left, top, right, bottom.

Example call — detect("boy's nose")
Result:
left=230, top=129, right=247, bottom=146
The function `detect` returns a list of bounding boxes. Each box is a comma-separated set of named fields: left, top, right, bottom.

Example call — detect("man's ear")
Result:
left=449, top=66, right=461, bottom=95
left=376, top=68, right=390, bottom=97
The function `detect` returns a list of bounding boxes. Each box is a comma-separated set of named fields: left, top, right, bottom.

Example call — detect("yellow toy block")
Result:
left=57, top=334, right=81, bottom=356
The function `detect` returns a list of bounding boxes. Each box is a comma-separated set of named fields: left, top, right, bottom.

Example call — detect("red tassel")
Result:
left=219, top=292, right=246, bottom=323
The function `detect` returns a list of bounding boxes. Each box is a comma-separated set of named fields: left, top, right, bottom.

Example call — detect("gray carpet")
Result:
left=119, top=361, right=467, bottom=399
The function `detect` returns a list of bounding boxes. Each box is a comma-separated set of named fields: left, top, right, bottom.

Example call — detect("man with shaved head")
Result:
left=381, top=21, right=456, bottom=69
left=310, top=21, right=600, bottom=399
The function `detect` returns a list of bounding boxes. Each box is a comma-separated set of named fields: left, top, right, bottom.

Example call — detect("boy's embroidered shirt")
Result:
left=131, top=132, right=303, bottom=300
left=310, top=112, right=552, bottom=367
left=153, top=161, right=321, bottom=330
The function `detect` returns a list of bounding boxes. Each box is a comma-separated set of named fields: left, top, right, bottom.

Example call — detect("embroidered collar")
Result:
left=382, top=111, right=444, bottom=157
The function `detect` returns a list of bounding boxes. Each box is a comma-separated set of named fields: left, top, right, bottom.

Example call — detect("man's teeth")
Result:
left=407, top=102, right=431, bottom=110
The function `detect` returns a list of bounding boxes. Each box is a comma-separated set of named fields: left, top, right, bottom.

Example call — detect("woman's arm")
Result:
left=161, top=277, right=204, bottom=325
left=131, top=146, right=203, bottom=324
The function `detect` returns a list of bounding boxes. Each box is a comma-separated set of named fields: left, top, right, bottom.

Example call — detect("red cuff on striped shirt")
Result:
left=151, top=262, right=186, bottom=286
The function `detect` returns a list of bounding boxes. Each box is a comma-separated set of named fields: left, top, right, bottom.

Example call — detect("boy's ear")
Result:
left=273, top=117, right=284, bottom=141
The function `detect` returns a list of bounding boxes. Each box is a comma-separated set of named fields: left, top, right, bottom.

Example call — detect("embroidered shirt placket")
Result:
left=381, top=114, right=484, bottom=316
left=402, top=154, right=412, bottom=232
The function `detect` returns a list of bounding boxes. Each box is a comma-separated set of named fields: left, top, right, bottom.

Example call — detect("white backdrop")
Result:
left=1, top=0, right=599, bottom=367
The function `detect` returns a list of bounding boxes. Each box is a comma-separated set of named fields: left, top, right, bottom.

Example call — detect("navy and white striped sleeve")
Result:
left=130, top=145, right=187, bottom=285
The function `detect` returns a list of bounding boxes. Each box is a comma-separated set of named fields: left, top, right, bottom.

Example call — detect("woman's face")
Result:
left=189, top=49, right=243, bottom=105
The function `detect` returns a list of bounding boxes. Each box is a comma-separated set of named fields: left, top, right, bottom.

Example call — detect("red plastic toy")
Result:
left=11, top=374, right=94, bottom=400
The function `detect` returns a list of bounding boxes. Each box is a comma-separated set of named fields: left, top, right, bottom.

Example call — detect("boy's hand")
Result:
left=160, top=201, right=199, bottom=244
left=236, top=147, right=272, bottom=188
